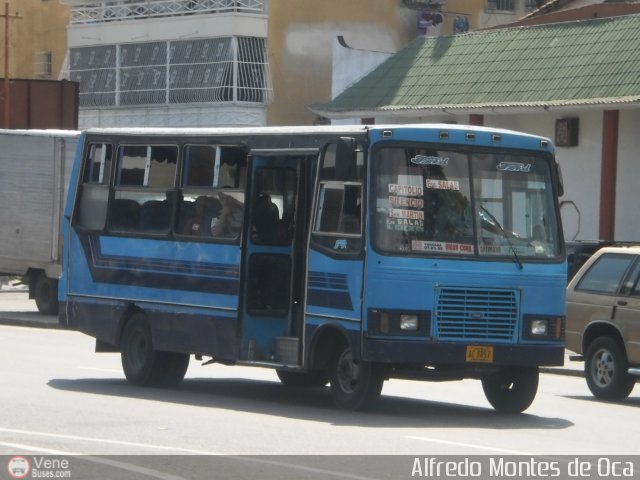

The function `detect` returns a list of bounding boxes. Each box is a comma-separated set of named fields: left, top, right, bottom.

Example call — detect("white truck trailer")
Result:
left=0, top=130, right=80, bottom=313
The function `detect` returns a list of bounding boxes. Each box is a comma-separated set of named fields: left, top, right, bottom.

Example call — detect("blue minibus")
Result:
left=60, top=124, right=566, bottom=412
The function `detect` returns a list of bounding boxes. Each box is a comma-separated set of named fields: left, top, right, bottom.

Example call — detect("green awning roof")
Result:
left=311, top=14, right=640, bottom=117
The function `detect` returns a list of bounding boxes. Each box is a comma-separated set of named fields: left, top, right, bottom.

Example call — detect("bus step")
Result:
left=275, top=336, right=300, bottom=366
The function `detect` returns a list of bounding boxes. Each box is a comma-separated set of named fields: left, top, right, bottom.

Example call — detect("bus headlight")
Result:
left=530, top=319, right=548, bottom=336
left=523, top=315, right=565, bottom=340
left=400, top=314, right=419, bottom=331
left=367, top=309, right=430, bottom=337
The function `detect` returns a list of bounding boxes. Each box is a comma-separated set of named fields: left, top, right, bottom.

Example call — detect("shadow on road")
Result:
left=48, top=376, right=573, bottom=431
left=562, top=394, right=640, bottom=408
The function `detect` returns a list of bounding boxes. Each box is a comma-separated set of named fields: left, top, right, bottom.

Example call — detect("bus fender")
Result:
left=306, top=322, right=361, bottom=371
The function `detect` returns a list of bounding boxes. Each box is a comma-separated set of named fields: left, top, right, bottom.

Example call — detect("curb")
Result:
left=0, top=317, right=62, bottom=330
left=540, top=366, right=583, bottom=378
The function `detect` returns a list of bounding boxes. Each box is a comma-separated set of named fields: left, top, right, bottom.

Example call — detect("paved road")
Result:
left=1, top=325, right=638, bottom=454
left=1, top=299, right=638, bottom=478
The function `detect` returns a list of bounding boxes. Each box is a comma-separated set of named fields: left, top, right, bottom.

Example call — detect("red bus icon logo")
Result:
left=7, top=456, right=30, bottom=479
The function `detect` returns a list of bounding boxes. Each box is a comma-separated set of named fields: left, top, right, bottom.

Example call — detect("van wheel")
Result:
left=329, top=346, right=383, bottom=411
left=121, top=313, right=189, bottom=387
left=33, top=273, right=58, bottom=315
left=585, top=336, right=635, bottom=401
left=481, top=367, right=538, bottom=413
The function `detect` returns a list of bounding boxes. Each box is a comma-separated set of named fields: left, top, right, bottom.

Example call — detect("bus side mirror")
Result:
left=335, top=137, right=357, bottom=181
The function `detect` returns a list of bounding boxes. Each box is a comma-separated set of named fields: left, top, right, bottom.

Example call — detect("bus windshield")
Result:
left=373, top=145, right=561, bottom=259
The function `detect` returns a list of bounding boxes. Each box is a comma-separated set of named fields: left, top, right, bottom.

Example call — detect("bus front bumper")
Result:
left=363, top=338, right=564, bottom=367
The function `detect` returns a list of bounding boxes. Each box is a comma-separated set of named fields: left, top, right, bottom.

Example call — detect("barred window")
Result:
left=70, top=37, right=272, bottom=108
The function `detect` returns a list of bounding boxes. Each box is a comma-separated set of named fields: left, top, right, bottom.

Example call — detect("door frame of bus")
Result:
left=239, top=154, right=305, bottom=364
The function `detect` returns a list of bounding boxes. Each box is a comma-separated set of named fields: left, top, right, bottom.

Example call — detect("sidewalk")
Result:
left=0, top=288, right=61, bottom=329
left=0, top=289, right=583, bottom=376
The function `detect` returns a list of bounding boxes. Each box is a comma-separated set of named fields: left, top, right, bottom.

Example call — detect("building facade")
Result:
left=63, top=0, right=271, bottom=127
left=0, top=0, right=69, bottom=80
left=60, top=0, right=428, bottom=128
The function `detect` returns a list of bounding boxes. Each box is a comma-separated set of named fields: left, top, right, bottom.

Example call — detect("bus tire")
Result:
left=481, top=366, right=538, bottom=413
left=585, top=336, right=635, bottom=401
left=157, top=351, right=190, bottom=388
left=276, top=369, right=329, bottom=387
left=121, top=313, right=189, bottom=387
left=329, top=346, right=383, bottom=411
left=33, top=273, right=58, bottom=315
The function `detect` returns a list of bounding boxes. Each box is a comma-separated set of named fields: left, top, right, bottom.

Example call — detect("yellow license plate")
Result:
left=466, top=345, right=494, bottom=363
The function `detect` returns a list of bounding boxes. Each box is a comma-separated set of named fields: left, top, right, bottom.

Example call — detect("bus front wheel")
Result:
left=481, top=366, right=538, bottom=413
left=329, top=346, right=383, bottom=411
left=121, top=313, right=189, bottom=387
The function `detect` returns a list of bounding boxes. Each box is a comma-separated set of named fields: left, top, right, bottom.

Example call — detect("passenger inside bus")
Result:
left=188, top=195, right=223, bottom=236
left=252, top=193, right=280, bottom=244
left=214, top=191, right=244, bottom=238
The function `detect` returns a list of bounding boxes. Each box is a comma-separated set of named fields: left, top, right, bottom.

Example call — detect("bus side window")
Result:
left=108, top=144, right=178, bottom=235
left=177, top=145, right=246, bottom=241
left=75, top=143, right=112, bottom=231
left=311, top=141, right=364, bottom=255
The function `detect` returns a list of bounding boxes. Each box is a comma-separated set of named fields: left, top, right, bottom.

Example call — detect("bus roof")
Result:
left=81, top=123, right=550, bottom=142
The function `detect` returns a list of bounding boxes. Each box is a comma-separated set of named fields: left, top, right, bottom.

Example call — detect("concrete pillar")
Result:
left=599, top=110, right=619, bottom=241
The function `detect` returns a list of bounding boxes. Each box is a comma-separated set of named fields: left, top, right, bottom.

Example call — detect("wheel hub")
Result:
left=337, top=350, right=360, bottom=393
left=592, top=348, right=614, bottom=388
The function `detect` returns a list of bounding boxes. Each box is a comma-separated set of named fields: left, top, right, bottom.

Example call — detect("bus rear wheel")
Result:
left=329, top=346, right=383, bottom=411
left=121, top=313, right=189, bottom=387
left=481, top=366, right=538, bottom=413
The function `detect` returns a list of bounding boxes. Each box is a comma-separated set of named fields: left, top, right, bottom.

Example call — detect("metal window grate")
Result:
left=70, top=37, right=272, bottom=108
left=65, top=0, right=267, bottom=25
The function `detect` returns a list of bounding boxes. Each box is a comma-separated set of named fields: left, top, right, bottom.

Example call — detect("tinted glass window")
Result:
left=176, top=146, right=247, bottom=242
left=251, top=167, right=297, bottom=245
left=576, top=253, right=635, bottom=294
left=76, top=143, right=113, bottom=230
left=109, top=144, right=178, bottom=235
left=116, top=145, right=177, bottom=187
left=371, top=146, right=560, bottom=259
left=82, top=143, right=112, bottom=185
left=311, top=141, right=364, bottom=255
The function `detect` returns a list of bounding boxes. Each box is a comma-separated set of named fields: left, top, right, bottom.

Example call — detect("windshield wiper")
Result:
left=479, top=205, right=523, bottom=270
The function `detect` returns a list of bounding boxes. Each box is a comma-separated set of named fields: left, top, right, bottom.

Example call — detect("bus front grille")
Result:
left=434, top=287, right=519, bottom=342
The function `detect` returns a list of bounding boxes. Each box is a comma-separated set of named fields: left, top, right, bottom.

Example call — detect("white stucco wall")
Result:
left=615, top=108, right=640, bottom=241
left=332, top=38, right=393, bottom=100
left=488, top=112, right=604, bottom=243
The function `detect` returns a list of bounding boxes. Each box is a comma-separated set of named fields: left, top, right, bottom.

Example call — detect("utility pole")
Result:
left=1, top=3, right=21, bottom=128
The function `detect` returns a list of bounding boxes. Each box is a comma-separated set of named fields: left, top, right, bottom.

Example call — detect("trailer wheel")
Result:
left=121, top=313, right=189, bottom=387
left=481, top=366, right=539, bottom=413
left=329, top=346, right=383, bottom=411
left=33, top=272, right=58, bottom=315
